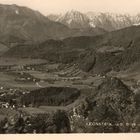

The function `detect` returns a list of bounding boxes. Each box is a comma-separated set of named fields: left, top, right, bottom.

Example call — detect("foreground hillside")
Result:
left=0, top=76, right=139, bottom=133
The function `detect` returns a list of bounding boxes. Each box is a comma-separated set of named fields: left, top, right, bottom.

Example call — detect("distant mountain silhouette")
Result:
left=48, top=10, right=140, bottom=31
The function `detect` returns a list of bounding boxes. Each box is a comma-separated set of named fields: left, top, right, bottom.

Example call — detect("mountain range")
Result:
left=0, top=4, right=73, bottom=43
left=0, top=4, right=140, bottom=133
left=0, top=4, right=107, bottom=49
left=1, top=4, right=140, bottom=75
left=48, top=10, right=140, bottom=31
left=5, top=23, right=140, bottom=75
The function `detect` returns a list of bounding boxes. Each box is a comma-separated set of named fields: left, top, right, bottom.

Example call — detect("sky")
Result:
left=0, top=0, right=140, bottom=15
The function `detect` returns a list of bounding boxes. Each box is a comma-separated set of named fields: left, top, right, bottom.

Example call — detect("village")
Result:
left=0, top=59, right=140, bottom=134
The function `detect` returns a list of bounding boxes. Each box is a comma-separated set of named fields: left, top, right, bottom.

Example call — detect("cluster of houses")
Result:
left=59, top=76, right=81, bottom=81
left=0, top=100, right=26, bottom=109
left=0, top=65, right=14, bottom=71
left=0, top=64, right=33, bottom=71
left=69, top=106, right=87, bottom=131
left=0, top=102, right=10, bottom=108
left=16, top=76, right=38, bottom=83
left=15, top=72, right=39, bottom=83
left=0, top=63, right=38, bottom=72
left=0, top=86, right=30, bottom=109
left=0, top=86, right=22, bottom=96
left=0, top=101, right=19, bottom=109
left=63, top=77, right=81, bottom=81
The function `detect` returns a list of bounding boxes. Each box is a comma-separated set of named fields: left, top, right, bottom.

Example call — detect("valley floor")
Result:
left=0, top=58, right=140, bottom=133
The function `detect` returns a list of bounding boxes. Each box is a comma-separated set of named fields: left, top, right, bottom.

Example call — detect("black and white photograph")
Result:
left=0, top=0, right=139, bottom=135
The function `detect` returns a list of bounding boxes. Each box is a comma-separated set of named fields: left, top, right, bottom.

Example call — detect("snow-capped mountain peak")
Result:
left=48, top=10, right=90, bottom=29
left=48, top=10, right=140, bottom=31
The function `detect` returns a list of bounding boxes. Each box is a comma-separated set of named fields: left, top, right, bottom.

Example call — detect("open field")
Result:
left=0, top=60, right=99, bottom=120
left=0, top=57, right=47, bottom=66
left=0, top=58, right=139, bottom=134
